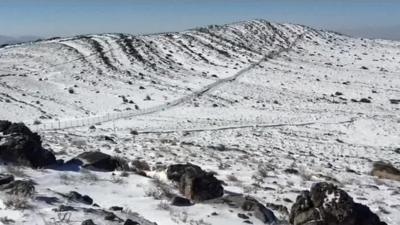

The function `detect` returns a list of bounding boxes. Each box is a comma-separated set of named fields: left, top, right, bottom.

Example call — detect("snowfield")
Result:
left=0, top=19, right=399, bottom=225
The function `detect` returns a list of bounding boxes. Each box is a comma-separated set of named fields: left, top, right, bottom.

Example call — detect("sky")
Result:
left=1, top=0, right=400, bottom=40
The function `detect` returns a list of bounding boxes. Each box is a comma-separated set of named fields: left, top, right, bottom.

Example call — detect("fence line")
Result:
left=31, top=32, right=306, bottom=132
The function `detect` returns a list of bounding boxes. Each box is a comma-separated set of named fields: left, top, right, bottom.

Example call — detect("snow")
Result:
left=0, top=19, right=399, bottom=224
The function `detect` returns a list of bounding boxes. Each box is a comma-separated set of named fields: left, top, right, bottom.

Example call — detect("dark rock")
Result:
left=284, top=168, right=299, bottom=174
left=266, top=202, right=289, bottom=215
left=208, top=144, right=226, bottom=151
left=53, top=205, right=76, bottom=212
left=68, top=151, right=128, bottom=171
left=67, top=191, right=93, bottom=205
left=102, top=135, right=116, bottom=144
left=242, top=197, right=277, bottom=224
left=104, top=212, right=116, bottom=221
left=81, top=219, right=96, bottom=225
left=289, top=182, right=387, bottom=225
left=371, top=161, right=400, bottom=182
left=389, top=99, right=400, bottom=104
left=131, top=159, right=150, bottom=171
left=166, top=163, right=203, bottom=182
left=238, top=213, right=249, bottom=219
left=109, top=206, right=123, bottom=211
left=171, top=196, right=192, bottom=206
left=359, top=98, right=371, bottom=103
left=335, top=92, right=343, bottom=96
left=124, top=219, right=140, bottom=225
left=395, top=148, right=400, bottom=154
left=0, top=180, right=35, bottom=196
left=130, top=130, right=139, bottom=135
left=167, top=163, right=223, bottom=201
left=0, top=121, right=56, bottom=168
left=0, top=174, right=14, bottom=185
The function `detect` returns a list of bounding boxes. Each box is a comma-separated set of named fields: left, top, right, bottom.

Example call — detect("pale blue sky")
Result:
left=1, top=0, right=400, bottom=40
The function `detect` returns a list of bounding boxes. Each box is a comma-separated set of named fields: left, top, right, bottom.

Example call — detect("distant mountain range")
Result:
left=0, top=35, right=42, bottom=45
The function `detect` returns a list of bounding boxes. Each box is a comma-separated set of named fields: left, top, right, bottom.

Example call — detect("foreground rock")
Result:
left=67, top=191, right=93, bottom=205
left=68, top=151, right=128, bottom=171
left=289, top=182, right=387, bottom=225
left=371, top=161, right=400, bottom=182
left=167, top=163, right=224, bottom=201
left=0, top=120, right=56, bottom=167
left=171, top=196, right=193, bottom=206
left=209, top=195, right=277, bottom=224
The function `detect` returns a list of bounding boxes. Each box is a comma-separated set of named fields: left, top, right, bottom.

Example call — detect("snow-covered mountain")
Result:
left=0, top=19, right=399, bottom=225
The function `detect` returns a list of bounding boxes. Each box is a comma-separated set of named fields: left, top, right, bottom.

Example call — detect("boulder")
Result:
left=0, top=120, right=56, bottom=168
left=289, top=182, right=387, bottom=225
left=171, top=196, right=192, bottom=206
left=109, top=206, right=123, bottom=211
left=68, top=151, right=128, bottom=171
left=371, top=161, right=400, bottom=182
left=166, top=163, right=203, bottom=182
left=209, top=195, right=277, bottom=224
left=81, top=219, right=96, bottom=225
left=67, top=191, right=93, bottom=205
left=124, top=219, right=140, bottom=225
left=131, top=159, right=150, bottom=171
left=242, top=197, right=277, bottom=224
left=167, top=163, right=223, bottom=201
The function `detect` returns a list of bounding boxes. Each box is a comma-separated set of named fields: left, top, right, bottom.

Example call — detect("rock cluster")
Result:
left=0, top=120, right=56, bottom=168
left=289, top=182, right=387, bottom=225
left=167, top=163, right=224, bottom=201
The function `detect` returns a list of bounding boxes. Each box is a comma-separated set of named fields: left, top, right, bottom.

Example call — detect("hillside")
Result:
left=0, top=20, right=399, bottom=225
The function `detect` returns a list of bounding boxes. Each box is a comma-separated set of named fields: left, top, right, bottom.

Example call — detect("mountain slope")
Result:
left=0, top=20, right=305, bottom=123
left=0, top=20, right=399, bottom=225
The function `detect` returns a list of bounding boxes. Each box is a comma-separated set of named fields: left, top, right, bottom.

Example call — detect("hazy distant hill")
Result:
left=0, top=35, right=41, bottom=45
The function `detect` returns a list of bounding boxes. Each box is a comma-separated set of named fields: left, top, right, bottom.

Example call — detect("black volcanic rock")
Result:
left=289, top=182, right=387, bottom=225
left=167, top=163, right=224, bottom=201
left=68, top=151, right=128, bottom=171
left=0, top=120, right=56, bottom=168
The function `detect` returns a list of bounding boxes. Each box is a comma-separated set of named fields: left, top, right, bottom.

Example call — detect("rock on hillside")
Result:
left=290, top=182, right=387, bottom=225
left=0, top=120, right=56, bottom=167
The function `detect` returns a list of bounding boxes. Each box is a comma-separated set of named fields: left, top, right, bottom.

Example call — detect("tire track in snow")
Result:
left=138, top=117, right=356, bottom=134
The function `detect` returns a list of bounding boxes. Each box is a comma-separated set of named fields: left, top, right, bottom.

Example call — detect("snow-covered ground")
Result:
left=0, top=19, right=399, bottom=224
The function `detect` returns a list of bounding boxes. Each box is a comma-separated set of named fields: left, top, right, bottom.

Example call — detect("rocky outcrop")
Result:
left=371, top=161, right=400, bottom=182
left=0, top=120, right=56, bottom=168
left=67, top=191, right=93, bottom=205
left=68, top=151, right=128, bottom=171
left=289, top=182, right=387, bottom=225
left=210, top=195, right=277, bottom=224
left=167, top=163, right=224, bottom=201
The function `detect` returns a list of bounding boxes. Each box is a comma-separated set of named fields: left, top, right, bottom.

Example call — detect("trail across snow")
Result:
left=31, top=32, right=307, bottom=131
